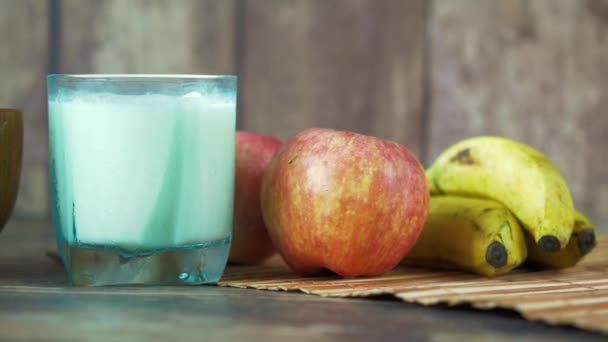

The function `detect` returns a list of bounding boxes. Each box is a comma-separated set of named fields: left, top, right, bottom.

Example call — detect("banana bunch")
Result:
left=525, top=210, right=597, bottom=269
left=404, top=196, right=527, bottom=276
left=403, top=136, right=598, bottom=276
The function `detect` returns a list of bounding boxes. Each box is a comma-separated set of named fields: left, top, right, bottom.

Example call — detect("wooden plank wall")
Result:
left=0, top=1, right=49, bottom=217
left=428, top=0, right=608, bottom=228
left=59, top=0, right=237, bottom=74
left=0, top=0, right=606, bottom=229
left=239, top=0, right=425, bottom=155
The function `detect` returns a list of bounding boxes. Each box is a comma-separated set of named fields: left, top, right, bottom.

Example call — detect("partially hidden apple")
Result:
left=230, top=131, right=282, bottom=264
left=260, top=128, right=429, bottom=277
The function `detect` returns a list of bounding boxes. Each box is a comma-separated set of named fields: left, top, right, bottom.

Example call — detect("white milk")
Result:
left=49, top=94, right=235, bottom=250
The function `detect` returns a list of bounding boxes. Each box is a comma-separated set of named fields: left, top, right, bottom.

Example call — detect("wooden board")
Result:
left=427, top=0, right=608, bottom=229
left=0, top=0, right=49, bottom=218
left=59, top=0, right=237, bottom=74
left=239, top=0, right=426, bottom=156
left=4, top=0, right=606, bottom=232
left=1, top=219, right=606, bottom=341
left=220, top=239, right=608, bottom=335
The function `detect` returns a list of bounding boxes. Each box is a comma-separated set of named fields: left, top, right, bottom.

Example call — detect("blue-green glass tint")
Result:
left=48, top=75, right=237, bottom=286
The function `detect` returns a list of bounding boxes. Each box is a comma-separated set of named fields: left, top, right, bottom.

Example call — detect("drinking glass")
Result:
left=48, top=75, right=237, bottom=286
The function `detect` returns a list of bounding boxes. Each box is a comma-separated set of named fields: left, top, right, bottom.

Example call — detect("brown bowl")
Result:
left=0, top=109, right=23, bottom=232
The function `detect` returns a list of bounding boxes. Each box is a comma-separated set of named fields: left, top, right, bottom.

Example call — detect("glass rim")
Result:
left=47, top=74, right=237, bottom=81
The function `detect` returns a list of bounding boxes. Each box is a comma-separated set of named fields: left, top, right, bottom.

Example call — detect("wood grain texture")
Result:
left=239, top=0, right=426, bottom=156
left=427, top=0, right=608, bottom=229
left=0, top=1, right=49, bottom=218
left=0, top=110, right=23, bottom=231
left=220, top=240, right=608, bottom=335
left=2, top=289, right=604, bottom=342
left=60, top=0, right=237, bottom=74
left=1, top=219, right=606, bottom=342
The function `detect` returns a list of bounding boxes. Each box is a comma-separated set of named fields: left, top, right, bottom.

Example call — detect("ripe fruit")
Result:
left=526, top=210, right=597, bottom=268
left=426, top=136, right=574, bottom=251
left=261, top=128, right=429, bottom=277
left=403, top=196, right=527, bottom=277
left=230, top=131, right=281, bottom=264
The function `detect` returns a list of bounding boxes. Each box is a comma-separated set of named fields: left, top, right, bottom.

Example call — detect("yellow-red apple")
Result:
left=230, top=131, right=282, bottom=264
left=261, top=128, right=428, bottom=277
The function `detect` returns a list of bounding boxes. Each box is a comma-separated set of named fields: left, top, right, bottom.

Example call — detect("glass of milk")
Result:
left=48, top=75, right=237, bottom=286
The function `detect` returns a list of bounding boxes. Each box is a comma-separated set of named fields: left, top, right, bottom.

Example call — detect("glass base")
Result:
left=64, top=238, right=231, bottom=286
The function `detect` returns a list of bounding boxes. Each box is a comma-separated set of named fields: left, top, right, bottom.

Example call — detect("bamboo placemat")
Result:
left=219, top=239, right=608, bottom=335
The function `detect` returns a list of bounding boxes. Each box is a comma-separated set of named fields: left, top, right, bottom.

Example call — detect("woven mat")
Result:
left=219, top=239, right=608, bottom=335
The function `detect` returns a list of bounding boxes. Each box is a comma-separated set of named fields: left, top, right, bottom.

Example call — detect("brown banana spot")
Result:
left=449, top=148, right=477, bottom=165
left=481, top=207, right=497, bottom=215
left=288, top=156, right=297, bottom=165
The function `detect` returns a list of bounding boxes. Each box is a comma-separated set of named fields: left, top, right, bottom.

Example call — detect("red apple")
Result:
left=230, top=131, right=282, bottom=264
left=260, top=128, right=429, bottom=277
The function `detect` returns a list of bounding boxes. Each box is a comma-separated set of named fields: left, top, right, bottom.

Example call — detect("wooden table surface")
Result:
left=0, top=219, right=606, bottom=342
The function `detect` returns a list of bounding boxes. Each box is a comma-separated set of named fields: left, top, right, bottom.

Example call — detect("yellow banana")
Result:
left=426, top=136, right=574, bottom=252
left=526, top=210, right=598, bottom=268
left=403, top=196, right=527, bottom=277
